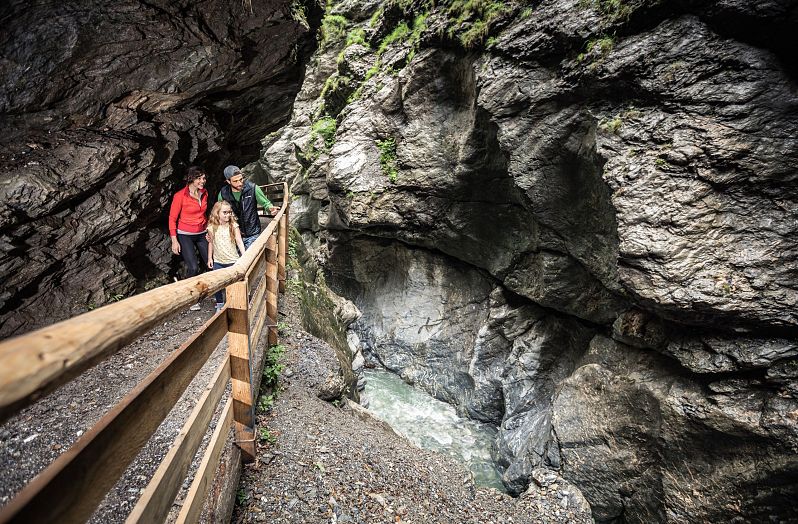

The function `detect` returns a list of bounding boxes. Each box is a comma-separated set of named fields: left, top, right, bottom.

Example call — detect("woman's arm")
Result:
left=168, top=192, right=182, bottom=255
left=207, top=229, right=215, bottom=268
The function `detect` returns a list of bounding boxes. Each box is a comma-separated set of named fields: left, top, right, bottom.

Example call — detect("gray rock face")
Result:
left=0, top=0, right=318, bottom=337
left=261, top=0, right=798, bottom=521
left=323, top=235, right=597, bottom=493
left=554, top=335, right=798, bottom=523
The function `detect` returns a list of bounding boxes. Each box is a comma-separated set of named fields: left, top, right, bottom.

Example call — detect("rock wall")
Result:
left=261, top=0, right=798, bottom=521
left=0, top=0, right=319, bottom=337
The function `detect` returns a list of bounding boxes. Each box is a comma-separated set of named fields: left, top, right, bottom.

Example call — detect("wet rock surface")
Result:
left=234, top=292, right=593, bottom=523
left=0, top=0, right=319, bottom=337
left=262, top=0, right=798, bottom=521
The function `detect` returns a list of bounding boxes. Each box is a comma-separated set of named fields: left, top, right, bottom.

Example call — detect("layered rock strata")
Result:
left=261, top=0, right=798, bottom=521
left=0, top=0, right=319, bottom=337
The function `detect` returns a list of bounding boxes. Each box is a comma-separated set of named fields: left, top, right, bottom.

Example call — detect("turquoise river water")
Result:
left=363, top=369, right=505, bottom=491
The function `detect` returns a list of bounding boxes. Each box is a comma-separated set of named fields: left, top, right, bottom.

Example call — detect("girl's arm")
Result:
left=234, top=226, right=245, bottom=256
left=207, top=230, right=215, bottom=268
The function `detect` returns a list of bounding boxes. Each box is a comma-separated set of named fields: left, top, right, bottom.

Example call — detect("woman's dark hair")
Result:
left=184, top=166, right=206, bottom=185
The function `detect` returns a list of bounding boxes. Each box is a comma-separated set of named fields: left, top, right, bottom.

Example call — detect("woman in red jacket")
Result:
left=168, top=166, right=209, bottom=309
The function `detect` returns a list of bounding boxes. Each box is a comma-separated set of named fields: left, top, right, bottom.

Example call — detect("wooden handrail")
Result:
left=0, top=181, right=290, bottom=523
left=0, top=190, right=287, bottom=424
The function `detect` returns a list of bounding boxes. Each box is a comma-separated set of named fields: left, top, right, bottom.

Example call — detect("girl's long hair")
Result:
left=208, top=201, right=238, bottom=241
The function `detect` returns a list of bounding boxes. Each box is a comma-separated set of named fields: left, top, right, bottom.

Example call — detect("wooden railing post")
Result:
left=226, top=280, right=256, bottom=463
left=278, top=207, right=288, bottom=293
left=266, top=231, right=279, bottom=346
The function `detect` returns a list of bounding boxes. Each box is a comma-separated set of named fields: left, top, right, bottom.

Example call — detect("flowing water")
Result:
left=363, top=369, right=505, bottom=492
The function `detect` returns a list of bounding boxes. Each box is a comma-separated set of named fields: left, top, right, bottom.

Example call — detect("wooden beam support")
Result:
left=0, top=313, right=227, bottom=524
left=175, top=398, right=233, bottom=524
left=125, top=358, right=231, bottom=524
left=226, top=279, right=256, bottom=463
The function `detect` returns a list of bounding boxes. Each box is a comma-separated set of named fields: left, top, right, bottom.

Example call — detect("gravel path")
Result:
left=0, top=300, right=225, bottom=522
left=233, top=293, right=594, bottom=524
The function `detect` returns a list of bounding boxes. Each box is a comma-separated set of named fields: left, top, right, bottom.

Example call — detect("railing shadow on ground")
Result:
left=0, top=182, right=290, bottom=523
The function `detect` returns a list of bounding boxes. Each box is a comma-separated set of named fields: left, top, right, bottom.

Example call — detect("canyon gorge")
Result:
left=1, top=0, right=797, bottom=522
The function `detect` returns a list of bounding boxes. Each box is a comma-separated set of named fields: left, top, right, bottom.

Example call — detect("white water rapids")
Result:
left=362, top=369, right=505, bottom=492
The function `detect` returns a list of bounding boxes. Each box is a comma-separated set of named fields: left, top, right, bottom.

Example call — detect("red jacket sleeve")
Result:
left=168, top=190, right=182, bottom=237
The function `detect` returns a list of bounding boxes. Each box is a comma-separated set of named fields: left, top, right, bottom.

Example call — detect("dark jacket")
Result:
left=219, top=182, right=261, bottom=238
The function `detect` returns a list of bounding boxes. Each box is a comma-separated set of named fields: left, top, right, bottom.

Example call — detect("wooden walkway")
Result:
left=0, top=182, right=290, bottom=523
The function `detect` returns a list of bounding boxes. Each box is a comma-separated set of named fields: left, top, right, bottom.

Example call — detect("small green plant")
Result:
left=579, top=0, right=634, bottom=22
left=310, top=115, right=337, bottom=151
left=377, top=138, right=399, bottom=183
left=364, top=63, right=381, bottom=81
left=600, top=116, right=623, bottom=134
left=520, top=6, right=533, bottom=18
left=263, top=344, right=286, bottom=387
left=236, top=489, right=248, bottom=505
left=258, top=392, right=276, bottom=412
left=378, top=22, right=410, bottom=55
left=654, top=157, right=670, bottom=169
left=446, top=0, right=509, bottom=49
left=578, top=35, right=614, bottom=63
left=347, top=85, right=364, bottom=104
left=277, top=321, right=291, bottom=335
left=291, top=0, right=309, bottom=29
left=321, top=74, right=352, bottom=102
left=259, top=427, right=277, bottom=444
left=345, top=27, right=368, bottom=47
left=369, top=7, right=384, bottom=28
left=287, top=276, right=303, bottom=293
left=320, top=14, right=348, bottom=47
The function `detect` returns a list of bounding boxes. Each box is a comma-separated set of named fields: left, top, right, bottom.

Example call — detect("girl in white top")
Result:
left=207, top=201, right=246, bottom=311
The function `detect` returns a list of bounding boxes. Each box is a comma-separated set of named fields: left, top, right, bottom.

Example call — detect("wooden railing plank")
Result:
left=265, top=232, right=279, bottom=347
left=125, top=357, right=231, bottom=524
left=278, top=211, right=288, bottom=293
left=250, top=289, right=273, bottom=348
left=0, top=202, right=286, bottom=424
left=0, top=312, right=227, bottom=524
left=249, top=269, right=269, bottom=323
left=245, top=247, right=266, bottom=284
left=175, top=397, right=233, bottom=524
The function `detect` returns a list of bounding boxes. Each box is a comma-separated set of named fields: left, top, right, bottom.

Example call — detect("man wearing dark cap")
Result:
left=218, top=165, right=276, bottom=249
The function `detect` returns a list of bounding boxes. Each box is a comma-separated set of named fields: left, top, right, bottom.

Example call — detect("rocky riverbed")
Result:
left=233, top=291, right=593, bottom=523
